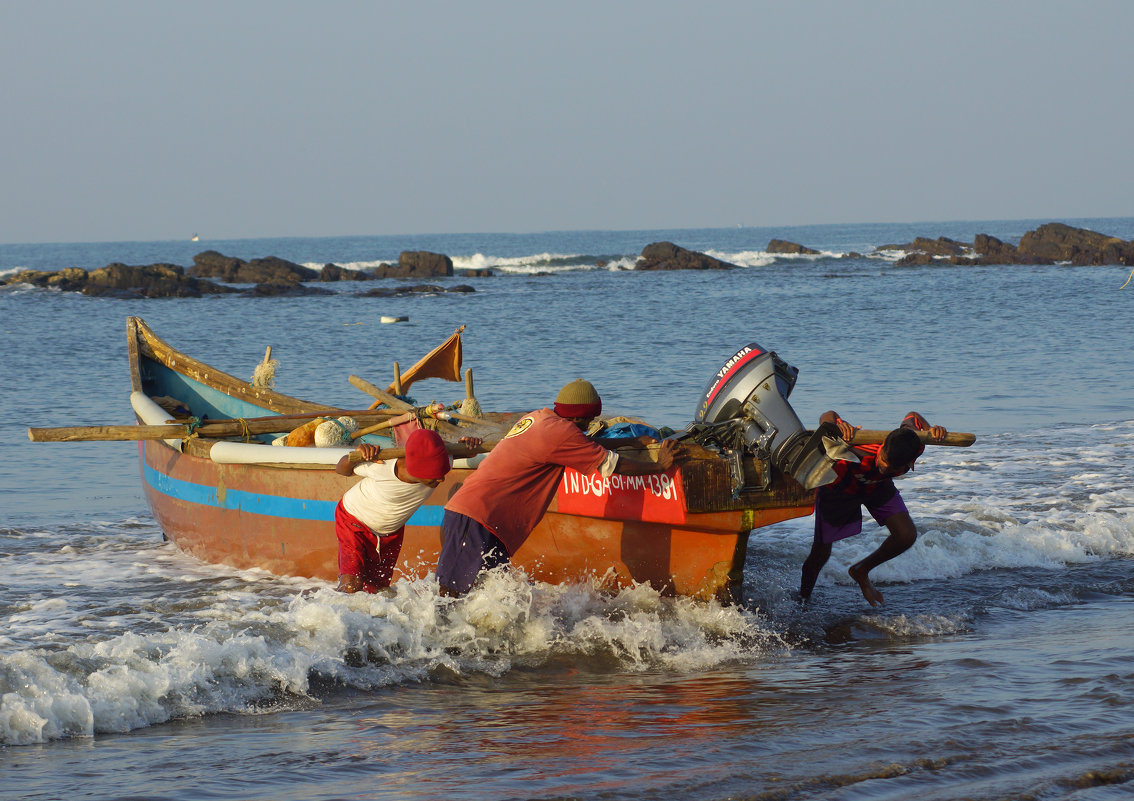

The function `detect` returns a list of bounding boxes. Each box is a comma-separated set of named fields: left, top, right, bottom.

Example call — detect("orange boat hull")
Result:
left=140, top=438, right=812, bottom=602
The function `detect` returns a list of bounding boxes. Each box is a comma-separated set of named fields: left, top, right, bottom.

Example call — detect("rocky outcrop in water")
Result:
left=359, top=284, right=475, bottom=298
left=1016, top=223, right=1134, bottom=265
left=6, top=222, right=1130, bottom=300
left=2, top=263, right=240, bottom=298
left=635, top=241, right=739, bottom=271
left=367, top=251, right=455, bottom=279
left=246, top=282, right=334, bottom=297
left=189, top=251, right=319, bottom=283
left=887, top=223, right=1134, bottom=266
left=767, top=239, right=820, bottom=255
left=319, top=263, right=374, bottom=281
left=880, top=237, right=967, bottom=257
left=0, top=249, right=483, bottom=298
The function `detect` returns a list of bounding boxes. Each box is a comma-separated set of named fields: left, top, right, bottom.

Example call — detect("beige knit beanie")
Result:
left=554, top=379, right=602, bottom=418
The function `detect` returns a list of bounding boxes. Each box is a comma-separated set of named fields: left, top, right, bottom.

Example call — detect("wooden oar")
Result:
left=29, top=409, right=402, bottom=443
left=347, top=374, right=467, bottom=436
left=847, top=429, right=976, bottom=447
left=351, top=410, right=418, bottom=439
left=348, top=374, right=413, bottom=411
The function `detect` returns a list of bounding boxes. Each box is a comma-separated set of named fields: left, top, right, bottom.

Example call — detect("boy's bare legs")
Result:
left=799, top=539, right=832, bottom=602
left=848, top=512, right=917, bottom=607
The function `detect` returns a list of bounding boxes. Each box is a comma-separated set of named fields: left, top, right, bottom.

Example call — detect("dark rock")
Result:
left=895, top=253, right=935, bottom=266
left=363, top=251, right=455, bottom=279
left=400, top=250, right=453, bottom=276
left=972, top=234, right=1020, bottom=263
left=358, top=283, right=475, bottom=298
left=1017, top=222, right=1134, bottom=265
left=3, top=264, right=236, bottom=297
left=320, top=263, right=373, bottom=281
left=916, top=237, right=966, bottom=256
left=245, top=282, right=333, bottom=297
left=88, top=262, right=180, bottom=286
left=85, top=263, right=237, bottom=297
left=879, top=237, right=966, bottom=257
left=80, top=286, right=147, bottom=299
left=457, top=268, right=495, bottom=277
left=767, top=239, right=820, bottom=255
left=320, top=263, right=346, bottom=281
left=635, top=242, right=740, bottom=271
left=189, top=251, right=317, bottom=283
left=48, top=268, right=89, bottom=290
left=3, top=268, right=88, bottom=291
left=189, top=250, right=241, bottom=277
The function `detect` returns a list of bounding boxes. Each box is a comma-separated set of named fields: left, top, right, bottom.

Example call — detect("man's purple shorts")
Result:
left=435, top=510, right=510, bottom=594
left=814, top=490, right=909, bottom=545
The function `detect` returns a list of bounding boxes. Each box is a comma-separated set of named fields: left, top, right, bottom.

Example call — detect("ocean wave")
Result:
left=0, top=570, right=788, bottom=745
left=0, top=265, right=29, bottom=280
left=452, top=252, right=627, bottom=274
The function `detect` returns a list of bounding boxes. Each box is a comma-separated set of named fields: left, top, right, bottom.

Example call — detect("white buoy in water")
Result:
left=380, top=316, right=409, bottom=323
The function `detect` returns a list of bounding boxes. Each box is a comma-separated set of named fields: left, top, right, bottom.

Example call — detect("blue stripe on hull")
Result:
left=141, top=463, right=445, bottom=526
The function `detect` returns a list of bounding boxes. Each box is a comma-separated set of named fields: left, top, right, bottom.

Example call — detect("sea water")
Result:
left=2, top=218, right=1133, bottom=800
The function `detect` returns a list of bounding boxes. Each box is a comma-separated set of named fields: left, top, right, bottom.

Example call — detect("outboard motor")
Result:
left=686, top=343, right=841, bottom=491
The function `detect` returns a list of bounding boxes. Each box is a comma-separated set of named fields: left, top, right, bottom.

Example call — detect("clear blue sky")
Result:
left=2, top=1, right=1132, bottom=244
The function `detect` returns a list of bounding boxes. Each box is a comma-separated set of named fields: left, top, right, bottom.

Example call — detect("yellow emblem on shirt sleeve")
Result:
left=504, top=416, right=534, bottom=438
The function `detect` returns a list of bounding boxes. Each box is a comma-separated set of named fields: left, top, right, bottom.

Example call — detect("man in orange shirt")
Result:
left=436, top=379, right=684, bottom=596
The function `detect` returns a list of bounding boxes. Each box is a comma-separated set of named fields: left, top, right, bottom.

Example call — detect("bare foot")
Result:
left=337, top=574, right=363, bottom=593
left=848, top=563, right=884, bottom=607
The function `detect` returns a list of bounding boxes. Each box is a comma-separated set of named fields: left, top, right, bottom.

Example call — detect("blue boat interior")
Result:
left=140, top=358, right=393, bottom=446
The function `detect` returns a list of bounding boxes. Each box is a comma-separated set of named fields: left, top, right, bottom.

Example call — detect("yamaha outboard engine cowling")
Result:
left=689, top=343, right=840, bottom=491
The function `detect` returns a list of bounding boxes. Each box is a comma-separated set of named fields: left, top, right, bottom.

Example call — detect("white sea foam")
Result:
left=300, top=253, right=623, bottom=275
left=451, top=252, right=609, bottom=274
left=299, top=259, right=388, bottom=272
left=0, top=569, right=787, bottom=745
left=705, top=248, right=852, bottom=267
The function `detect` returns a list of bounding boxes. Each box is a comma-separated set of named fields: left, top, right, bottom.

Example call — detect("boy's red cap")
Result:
left=404, top=429, right=451, bottom=480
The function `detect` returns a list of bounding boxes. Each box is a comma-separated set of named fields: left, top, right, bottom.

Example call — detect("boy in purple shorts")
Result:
left=799, top=410, right=947, bottom=607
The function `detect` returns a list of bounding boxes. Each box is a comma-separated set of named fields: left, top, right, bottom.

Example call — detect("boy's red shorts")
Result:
left=335, top=501, right=404, bottom=592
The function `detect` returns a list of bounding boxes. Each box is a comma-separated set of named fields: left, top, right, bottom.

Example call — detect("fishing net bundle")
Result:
left=251, top=357, right=279, bottom=388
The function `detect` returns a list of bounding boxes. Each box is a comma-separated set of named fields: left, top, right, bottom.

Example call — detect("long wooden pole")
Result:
left=348, top=374, right=413, bottom=411
left=30, top=409, right=401, bottom=443
left=347, top=438, right=501, bottom=465
left=847, top=429, right=976, bottom=447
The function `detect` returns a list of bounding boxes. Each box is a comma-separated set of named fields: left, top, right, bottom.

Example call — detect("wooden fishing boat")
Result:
left=122, top=316, right=817, bottom=602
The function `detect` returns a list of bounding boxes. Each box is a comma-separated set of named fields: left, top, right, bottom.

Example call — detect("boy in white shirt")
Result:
left=334, top=428, right=479, bottom=593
